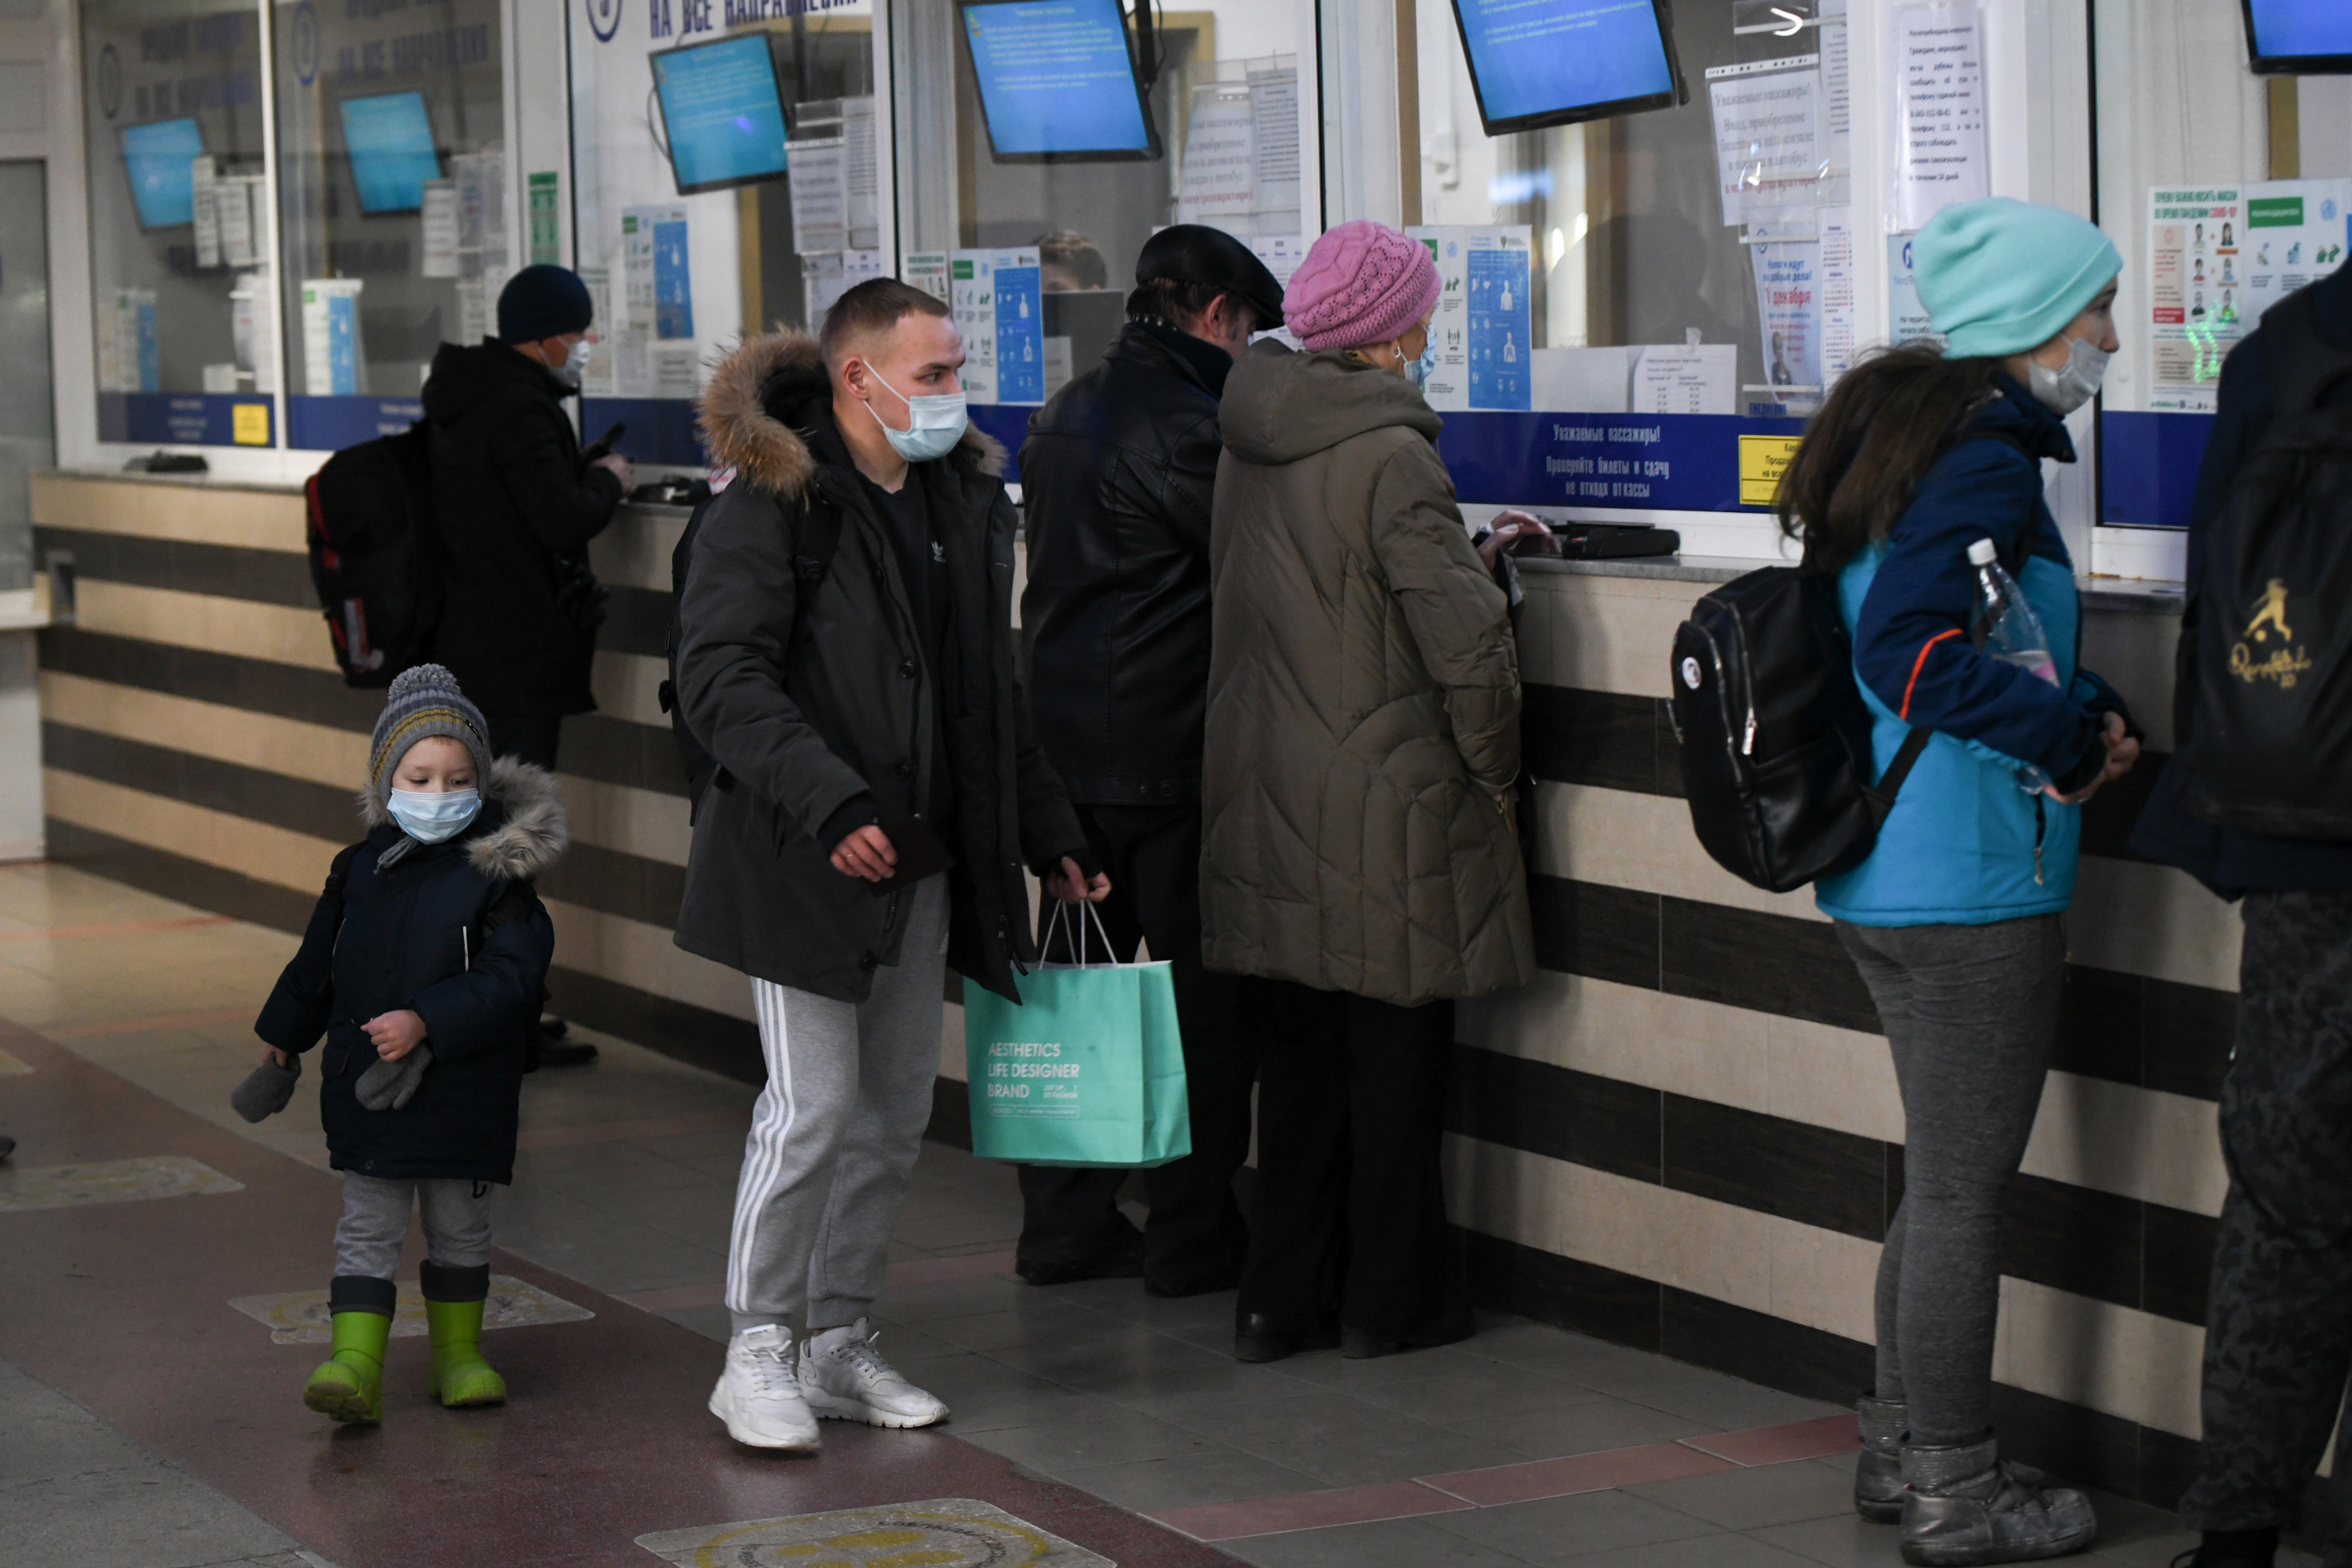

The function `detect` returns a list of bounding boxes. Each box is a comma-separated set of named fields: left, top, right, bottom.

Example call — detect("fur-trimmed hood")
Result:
left=697, top=328, right=1007, bottom=495
left=358, top=756, right=568, bottom=880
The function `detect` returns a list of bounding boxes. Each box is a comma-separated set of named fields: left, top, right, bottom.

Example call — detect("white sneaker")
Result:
left=709, top=1324, right=821, bottom=1451
left=799, top=1319, right=949, bottom=1428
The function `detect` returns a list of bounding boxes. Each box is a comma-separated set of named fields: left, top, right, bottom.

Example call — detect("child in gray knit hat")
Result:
left=237, top=663, right=567, bottom=1425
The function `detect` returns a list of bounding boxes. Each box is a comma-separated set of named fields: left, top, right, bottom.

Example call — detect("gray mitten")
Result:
left=354, top=1044, right=434, bottom=1112
left=230, top=1053, right=301, bottom=1123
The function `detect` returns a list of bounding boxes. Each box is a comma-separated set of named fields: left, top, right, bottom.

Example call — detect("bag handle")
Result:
left=1040, top=897, right=1117, bottom=968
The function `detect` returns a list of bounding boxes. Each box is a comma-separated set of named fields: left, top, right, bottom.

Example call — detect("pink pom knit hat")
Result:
left=1283, top=221, right=1443, bottom=352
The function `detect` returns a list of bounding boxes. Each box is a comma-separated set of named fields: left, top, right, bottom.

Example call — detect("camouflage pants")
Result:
left=2180, top=889, right=2352, bottom=1557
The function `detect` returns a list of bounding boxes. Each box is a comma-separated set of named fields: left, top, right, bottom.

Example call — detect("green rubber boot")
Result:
left=426, top=1298, right=506, bottom=1408
left=304, top=1311, right=390, bottom=1424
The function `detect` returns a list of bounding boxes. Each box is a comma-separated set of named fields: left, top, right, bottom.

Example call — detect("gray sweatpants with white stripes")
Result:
left=726, top=874, right=949, bottom=1336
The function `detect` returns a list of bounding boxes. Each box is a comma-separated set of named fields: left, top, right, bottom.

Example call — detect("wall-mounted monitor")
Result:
left=2243, top=0, right=2352, bottom=73
left=339, top=92, right=442, bottom=214
left=1448, top=0, right=1687, bottom=136
left=959, top=0, right=1162, bottom=164
left=651, top=33, right=792, bottom=194
left=119, top=118, right=205, bottom=230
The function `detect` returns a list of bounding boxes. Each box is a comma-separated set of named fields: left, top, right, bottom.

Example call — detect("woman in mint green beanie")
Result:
left=1771, top=197, right=2143, bottom=1567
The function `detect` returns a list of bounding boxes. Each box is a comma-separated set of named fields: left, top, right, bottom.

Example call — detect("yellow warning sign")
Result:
left=231, top=402, right=270, bottom=445
left=1739, top=434, right=1804, bottom=507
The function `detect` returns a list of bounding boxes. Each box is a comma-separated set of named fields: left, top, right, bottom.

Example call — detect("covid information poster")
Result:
left=1465, top=233, right=1533, bottom=412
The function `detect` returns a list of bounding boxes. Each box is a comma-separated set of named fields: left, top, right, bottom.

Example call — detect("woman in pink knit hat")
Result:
left=1200, top=220, right=1537, bottom=1363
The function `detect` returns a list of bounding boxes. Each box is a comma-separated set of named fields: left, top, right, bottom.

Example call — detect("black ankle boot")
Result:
left=1233, top=1312, right=1339, bottom=1363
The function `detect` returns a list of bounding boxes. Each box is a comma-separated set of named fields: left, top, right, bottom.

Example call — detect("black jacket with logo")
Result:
left=1019, top=321, right=1231, bottom=804
left=673, top=332, right=1089, bottom=1004
left=420, top=339, right=623, bottom=717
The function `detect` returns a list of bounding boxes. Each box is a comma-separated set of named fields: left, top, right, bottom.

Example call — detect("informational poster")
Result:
left=2240, top=179, right=2352, bottom=325
left=96, top=289, right=159, bottom=393
left=1632, top=343, right=1737, bottom=414
left=216, top=176, right=259, bottom=270
left=1247, top=233, right=1312, bottom=350
left=231, top=274, right=274, bottom=393
left=1890, top=3, right=1987, bottom=231
left=1749, top=238, right=1823, bottom=410
left=1465, top=230, right=1533, bottom=412
left=1248, top=64, right=1302, bottom=233
left=528, top=172, right=561, bottom=267
left=902, top=252, right=952, bottom=307
left=1177, top=85, right=1257, bottom=224
left=620, top=205, right=687, bottom=396
left=301, top=279, right=365, bottom=396
left=803, top=249, right=884, bottom=329
left=993, top=251, right=1046, bottom=405
left=1707, top=56, right=1824, bottom=227
left=1820, top=206, right=1858, bottom=377
left=844, top=96, right=880, bottom=250
left=1887, top=232, right=1937, bottom=343
left=787, top=137, right=848, bottom=254
left=654, top=216, right=694, bottom=340
left=2148, top=187, right=2245, bottom=412
left=1407, top=226, right=1471, bottom=409
left=420, top=180, right=460, bottom=278
left=1819, top=0, right=1853, bottom=204
left=191, top=157, right=220, bottom=270
left=578, top=268, right=615, bottom=397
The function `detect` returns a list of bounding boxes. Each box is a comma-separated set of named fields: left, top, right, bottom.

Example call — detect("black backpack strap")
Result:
left=786, top=496, right=843, bottom=655
left=1874, top=728, right=1933, bottom=803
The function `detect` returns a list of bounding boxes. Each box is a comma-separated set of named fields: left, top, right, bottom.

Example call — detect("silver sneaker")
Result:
left=1900, top=1436, right=2097, bottom=1566
left=1856, top=1394, right=1907, bottom=1523
left=709, top=1323, right=821, bottom=1451
left=799, top=1318, right=949, bottom=1429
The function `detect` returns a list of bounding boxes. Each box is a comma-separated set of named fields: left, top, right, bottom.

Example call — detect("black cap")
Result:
left=1136, top=225, right=1285, bottom=328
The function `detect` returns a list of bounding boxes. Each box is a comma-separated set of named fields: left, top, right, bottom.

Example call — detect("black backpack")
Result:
left=1671, top=567, right=1931, bottom=892
left=657, top=488, right=842, bottom=820
left=2180, top=289, right=2352, bottom=837
left=304, top=422, right=439, bottom=687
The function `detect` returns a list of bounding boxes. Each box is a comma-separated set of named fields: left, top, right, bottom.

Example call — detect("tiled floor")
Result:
left=0, top=862, right=2316, bottom=1567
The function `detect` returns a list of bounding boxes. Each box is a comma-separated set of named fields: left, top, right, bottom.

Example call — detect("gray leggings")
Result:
left=1836, top=914, right=2065, bottom=1447
left=335, top=1172, right=494, bottom=1279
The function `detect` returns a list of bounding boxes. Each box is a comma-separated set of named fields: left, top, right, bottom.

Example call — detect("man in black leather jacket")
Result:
left=1016, top=227, right=1285, bottom=1295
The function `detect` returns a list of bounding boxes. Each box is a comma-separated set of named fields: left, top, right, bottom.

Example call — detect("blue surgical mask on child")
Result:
left=861, top=365, right=969, bottom=462
left=388, top=788, right=482, bottom=844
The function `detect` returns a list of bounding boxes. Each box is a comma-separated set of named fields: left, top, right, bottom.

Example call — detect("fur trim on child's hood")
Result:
left=358, top=756, right=568, bottom=880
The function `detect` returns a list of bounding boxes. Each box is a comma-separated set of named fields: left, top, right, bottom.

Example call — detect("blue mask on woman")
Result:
left=388, top=788, right=481, bottom=844
left=1405, top=339, right=1438, bottom=390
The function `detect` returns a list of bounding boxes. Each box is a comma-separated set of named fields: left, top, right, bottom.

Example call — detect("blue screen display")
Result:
left=120, top=118, right=205, bottom=230
left=2247, top=0, right=2352, bottom=58
left=963, top=0, right=1152, bottom=157
left=652, top=34, right=789, bottom=191
left=339, top=93, right=441, bottom=213
left=1454, top=0, right=1675, bottom=127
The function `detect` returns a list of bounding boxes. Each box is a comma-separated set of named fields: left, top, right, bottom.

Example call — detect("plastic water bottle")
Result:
left=1968, top=537, right=2058, bottom=792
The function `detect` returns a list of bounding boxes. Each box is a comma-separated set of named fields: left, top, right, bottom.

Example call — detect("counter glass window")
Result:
left=567, top=3, right=878, bottom=466
left=270, top=0, right=504, bottom=452
left=81, top=0, right=274, bottom=448
left=1392, top=0, right=1839, bottom=437
left=889, top=0, right=1306, bottom=458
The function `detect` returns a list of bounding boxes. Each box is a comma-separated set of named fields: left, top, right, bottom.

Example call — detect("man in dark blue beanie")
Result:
left=418, top=263, right=633, bottom=1067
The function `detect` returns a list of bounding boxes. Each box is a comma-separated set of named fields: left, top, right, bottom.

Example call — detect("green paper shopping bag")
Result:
left=962, top=902, right=1192, bottom=1167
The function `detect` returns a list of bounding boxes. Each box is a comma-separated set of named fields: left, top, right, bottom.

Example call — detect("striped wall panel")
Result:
left=31, top=474, right=2236, bottom=1509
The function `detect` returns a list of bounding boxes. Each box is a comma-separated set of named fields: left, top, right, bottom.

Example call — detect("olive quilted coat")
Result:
left=1201, top=339, right=1535, bottom=1005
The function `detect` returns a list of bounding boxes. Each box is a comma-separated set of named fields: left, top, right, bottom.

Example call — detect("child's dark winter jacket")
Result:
left=254, top=758, right=565, bottom=1184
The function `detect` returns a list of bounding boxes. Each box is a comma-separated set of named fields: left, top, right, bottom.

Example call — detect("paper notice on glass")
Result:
left=1750, top=239, right=1824, bottom=412
left=217, top=176, right=256, bottom=269
left=787, top=137, right=848, bottom=255
left=1178, top=86, right=1256, bottom=224
left=1249, top=66, right=1301, bottom=227
left=1886, top=232, right=1936, bottom=344
left=1891, top=4, right=1987, bottom=231
left=191, top=157, right=220, bottom=270
left=949, top=251, right=1000, bottom=404
left=1531, top=346, right=1630, bottom=412
left=1707, top=56, right=1824, bottom=227
left=1632, top=343, right=1737, bottom=414
left=903, top=251, right=952, bottom=307
left=1820, top=0, right=1853, bottom=202
left=1407, top=227, right=1468, bottom=409
left=579, top=268, right=615, bottom=395
left=421, top=180, right=460, bottom=278
left=1466, top=228, right=1534, bottom=411
left=652, top=344, right=702, bottom=400
left=1246, top=234, right=1313, bottom=349
left=2149, top=187, right=2246, bottom=412
left=456, top=278, right=488, bottom=349
left=1820, top=207, right=1858, bottom=378
left=2240, top=179, right=2352, bottom=327
left=843, top=96, right=880, bottom=249
left=455, top=150, right=507, bottom=269
left=301, top=278, right=365, bottom=397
